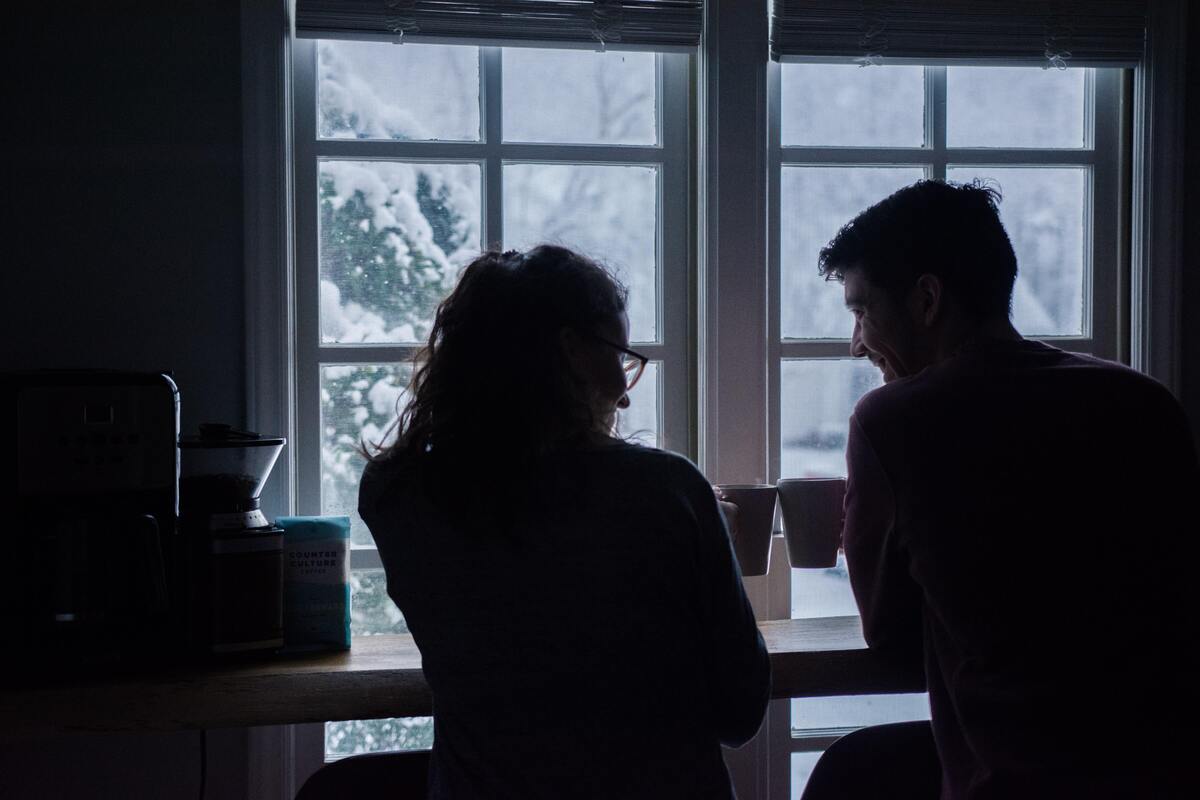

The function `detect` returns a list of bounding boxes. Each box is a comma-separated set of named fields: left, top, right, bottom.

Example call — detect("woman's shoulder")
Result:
left=358, top=454, right=421, bottom=517
left=580, top=441, right=709, bottom=490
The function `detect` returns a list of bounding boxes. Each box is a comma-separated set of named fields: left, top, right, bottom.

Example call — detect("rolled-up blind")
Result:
left=295, top=1, right=704, bottom=51
left=770, top=0, right=1147, bottom=67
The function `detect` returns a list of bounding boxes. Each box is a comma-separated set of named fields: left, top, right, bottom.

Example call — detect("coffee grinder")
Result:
left=179, top=424, right=285, bottom=656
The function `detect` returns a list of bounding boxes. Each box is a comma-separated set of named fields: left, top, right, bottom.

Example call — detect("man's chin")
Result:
left=872, top=361, right=896, bottom=383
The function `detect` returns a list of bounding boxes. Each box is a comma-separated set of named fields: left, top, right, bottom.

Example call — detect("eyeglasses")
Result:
left=590, top=333, right=650, bottom=391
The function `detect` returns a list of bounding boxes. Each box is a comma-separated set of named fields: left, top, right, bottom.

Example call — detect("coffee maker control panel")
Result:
left=17, top=383, right=178, bottom=496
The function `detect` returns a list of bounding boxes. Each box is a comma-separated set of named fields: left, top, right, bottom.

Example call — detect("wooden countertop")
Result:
left=1, top=616, right=923, bottom=740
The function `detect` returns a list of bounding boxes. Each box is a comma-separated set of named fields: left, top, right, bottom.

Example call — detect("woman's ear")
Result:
left=911, top=273, right=944, bottom=327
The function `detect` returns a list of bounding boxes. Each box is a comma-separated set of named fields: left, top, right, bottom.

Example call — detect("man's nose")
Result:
left=849, top=322, right=867, bottom=358
left=617, top=393, right=631, bottom=410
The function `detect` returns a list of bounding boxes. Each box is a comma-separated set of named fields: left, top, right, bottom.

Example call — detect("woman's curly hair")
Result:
left=363, top=245, right=628, bottom=510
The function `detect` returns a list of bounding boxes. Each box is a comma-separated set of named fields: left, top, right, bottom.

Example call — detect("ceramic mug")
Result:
left=716, top=484, right=777, bottom=577
left=777, top=478, right=846, bottom=568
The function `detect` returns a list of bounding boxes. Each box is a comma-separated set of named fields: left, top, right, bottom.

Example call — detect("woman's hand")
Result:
left=713, top=486, right=740, bottom=541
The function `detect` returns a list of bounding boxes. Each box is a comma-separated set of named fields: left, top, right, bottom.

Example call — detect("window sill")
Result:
left=2, top=616, right=922, bottom=741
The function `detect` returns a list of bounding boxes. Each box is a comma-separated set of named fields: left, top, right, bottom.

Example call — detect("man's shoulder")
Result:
left=852, top=341, right=1180, bottom=431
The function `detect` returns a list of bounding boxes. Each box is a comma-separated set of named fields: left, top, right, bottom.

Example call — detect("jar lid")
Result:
left=179, top=423, right=286, bottom=448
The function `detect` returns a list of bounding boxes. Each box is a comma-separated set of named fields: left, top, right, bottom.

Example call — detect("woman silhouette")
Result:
left=359, top=245, right=769, bottom=799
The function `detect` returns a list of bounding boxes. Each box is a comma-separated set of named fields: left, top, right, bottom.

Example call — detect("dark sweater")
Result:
left=844, top=339, right=1199, bottom=799
left=359, top=442, right=771, bottom=800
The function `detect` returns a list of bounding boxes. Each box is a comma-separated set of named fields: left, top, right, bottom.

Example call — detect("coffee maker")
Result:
left=179, top=424, right=286, bottom=655
left=3, top=370, right=181, bottom=675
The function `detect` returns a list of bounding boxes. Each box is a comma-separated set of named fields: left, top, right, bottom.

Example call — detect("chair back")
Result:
left=295, top=749, right=431, bottom=800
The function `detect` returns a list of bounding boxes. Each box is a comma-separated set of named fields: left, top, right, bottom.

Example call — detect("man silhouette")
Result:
left=805, top=180, right=1198, bottom=799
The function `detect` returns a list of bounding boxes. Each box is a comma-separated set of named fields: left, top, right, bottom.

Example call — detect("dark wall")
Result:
left=1184, top=8, right=1200, bottom=453
left=1, top=2, right=246, bottom=434
left=0, top=3, right=249, bottom=798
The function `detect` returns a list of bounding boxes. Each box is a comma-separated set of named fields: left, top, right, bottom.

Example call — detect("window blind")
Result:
left=770, top=0, right=1147, bottom=67
left=295, top=1, right=704, bottom=51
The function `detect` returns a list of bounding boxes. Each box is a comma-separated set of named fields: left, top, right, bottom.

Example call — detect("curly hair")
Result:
left=364, top=245, right=628, bottom=506
left=818, top=179, right=1018, bottom=321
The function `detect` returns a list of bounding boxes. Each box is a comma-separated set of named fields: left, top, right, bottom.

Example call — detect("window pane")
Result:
left=326, top=717, right=434, bottom=759
left=947, top=167, right=1087, bottom=336
left=350, top=568, right=407, bottom=636
left=781, top=359, right=880, bottom=480
left=793, top=553, right=858, bottom=618
left=504, top=163, right=659, bottom=342
left=781, top=167, right=924, bottom=339
left=317, top=41, right=480, bottom=141
left=319, top=161, right=481, bottom=344
left=791, top=752, right=822, bottom=799
left=503, top=49, right=657, bottom=145
left=321, top=364, right=410, bottom=546
left=781, top=64, right=924, bottom=148
left=617, top=361, right=660, bottom=448
left=793, top=695, right=931, bottom=742
left=783, top=359, right=880, bottom=620
left=947, top=67, right=1086, bottom=149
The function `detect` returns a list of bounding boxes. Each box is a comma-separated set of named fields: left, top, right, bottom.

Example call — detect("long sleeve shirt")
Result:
left=359, top=442, right=771, bottom=800
left=843, top=339, right=1199, bottom=800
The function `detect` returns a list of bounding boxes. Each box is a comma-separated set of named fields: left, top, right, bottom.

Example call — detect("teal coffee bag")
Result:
left=278, top=516, right=351, bottom=651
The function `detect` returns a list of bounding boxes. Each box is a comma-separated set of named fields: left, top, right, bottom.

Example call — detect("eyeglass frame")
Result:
left=588, top=332, right=650, bottom=391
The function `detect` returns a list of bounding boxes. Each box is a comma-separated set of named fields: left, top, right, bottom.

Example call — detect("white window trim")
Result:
left=1130, top=0, right=1187, bottom=392
left=242, top=0, right=1189, bottom=797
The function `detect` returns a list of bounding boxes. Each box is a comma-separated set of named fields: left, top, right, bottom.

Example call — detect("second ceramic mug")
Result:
left=716, top=484, right=777, bottom=576
left=777, top=478, right=846, bottom=568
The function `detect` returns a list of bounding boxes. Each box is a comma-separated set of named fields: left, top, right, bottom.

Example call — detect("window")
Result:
left=291, top=37, right=691, bottom=760
left=768, top=61, right=1125, bottom=797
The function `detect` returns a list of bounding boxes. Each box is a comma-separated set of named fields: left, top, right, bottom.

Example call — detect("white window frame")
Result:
left=242, top=1, right=1189, bottom=797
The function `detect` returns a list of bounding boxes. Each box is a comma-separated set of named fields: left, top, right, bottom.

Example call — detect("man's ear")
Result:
left=911, top=273, right=944, bottom=327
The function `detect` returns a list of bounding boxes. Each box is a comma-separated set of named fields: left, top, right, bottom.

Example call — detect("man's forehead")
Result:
left=842, top=269, right=874, bottom=305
